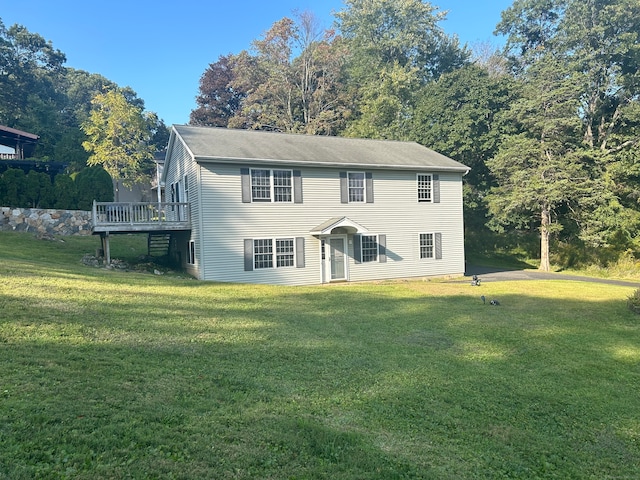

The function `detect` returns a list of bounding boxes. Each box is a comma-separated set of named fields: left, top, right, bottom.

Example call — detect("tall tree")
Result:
left=81, top=89, right=155, bottom=201
left=491, top=0, right=640, bottom=267
left=411, top=64, right=517, bottom=242
left=0, top=20, right=66, bottom=128
left=190, top=54, right=245, bottom=127
left=227, top=13, right=350, bottom=134
left=486, top=56, right=590, bottom=271
left=335, top=0, right=469, bottom=139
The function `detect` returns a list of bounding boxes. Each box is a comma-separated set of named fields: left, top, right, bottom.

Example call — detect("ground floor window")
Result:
left=187, top=240, right=195, bottom=264
left=245, top=237, right=305, bottom=271
left=420, top=232, right=442, bottom=260
left=254, top=239, right=274, bottom=269
left=276, top=238, right=295, bottom=267
left=253, top=238, right=296, bottom=269
left=360, top=234, right=378, bottom=262
left=420, top=233, right=434, bottom=259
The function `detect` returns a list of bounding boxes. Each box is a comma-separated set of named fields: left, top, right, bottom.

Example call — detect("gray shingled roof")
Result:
left=172, top=125, right=469, bottom=172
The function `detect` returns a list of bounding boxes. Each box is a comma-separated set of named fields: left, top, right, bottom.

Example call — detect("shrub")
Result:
left=627, top=288, right=640, bottom=314
left=75, top=166, right=113, bottom=210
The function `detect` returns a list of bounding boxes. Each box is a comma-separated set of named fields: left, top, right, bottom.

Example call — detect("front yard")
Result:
left=0, top=231, right=638, bottom=479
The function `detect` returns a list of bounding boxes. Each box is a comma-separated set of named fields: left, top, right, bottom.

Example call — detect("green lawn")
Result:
left=1, top=231, right=639, bottom=479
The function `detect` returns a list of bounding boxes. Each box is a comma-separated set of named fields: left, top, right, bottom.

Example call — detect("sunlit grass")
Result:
left=0, top=230, right=639, bottom=479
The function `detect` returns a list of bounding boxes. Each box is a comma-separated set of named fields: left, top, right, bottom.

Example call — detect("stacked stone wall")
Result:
left=1, top=207, right=92, bottom=236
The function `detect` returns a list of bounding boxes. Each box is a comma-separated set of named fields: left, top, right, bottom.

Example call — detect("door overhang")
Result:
left=310, top=216, right=368, bottom=235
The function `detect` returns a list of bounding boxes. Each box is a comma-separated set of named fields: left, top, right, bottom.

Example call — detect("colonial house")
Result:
left=156, top=125, right=469, bottom=285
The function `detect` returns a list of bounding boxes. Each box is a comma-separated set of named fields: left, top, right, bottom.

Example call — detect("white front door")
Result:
left=325, top=236, right=347, bottom=282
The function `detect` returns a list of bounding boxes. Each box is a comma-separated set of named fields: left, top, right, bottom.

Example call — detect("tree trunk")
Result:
left=539, top=208, right=551, bottom=272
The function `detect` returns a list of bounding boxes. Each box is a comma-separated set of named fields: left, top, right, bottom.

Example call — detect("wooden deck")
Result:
left=92, top=201, right=191, bottom=233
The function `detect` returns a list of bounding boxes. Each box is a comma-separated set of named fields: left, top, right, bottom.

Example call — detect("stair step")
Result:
left=148, top=233, right=171, bottom=256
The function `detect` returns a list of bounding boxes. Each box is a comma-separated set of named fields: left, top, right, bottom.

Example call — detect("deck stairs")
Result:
left=148, top=233, right=171, bottom=257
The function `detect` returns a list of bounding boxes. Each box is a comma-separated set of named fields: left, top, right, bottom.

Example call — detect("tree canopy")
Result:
left=81, top=89, right=156, bottom=199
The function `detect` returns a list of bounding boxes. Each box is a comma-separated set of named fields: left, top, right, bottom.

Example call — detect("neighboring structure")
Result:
left=0, top=125, right=68, bottom=178
left=159, top=125, right=469, bottom=286
left=0, top=125, right=39, bottom=159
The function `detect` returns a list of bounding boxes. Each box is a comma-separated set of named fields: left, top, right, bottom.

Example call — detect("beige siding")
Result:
left=196, top=163, right=465, bottom=285
left=164, top=139, right=203, bottom=278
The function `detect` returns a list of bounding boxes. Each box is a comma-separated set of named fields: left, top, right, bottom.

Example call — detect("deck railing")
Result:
left=92, top=201, right=190, bottom=230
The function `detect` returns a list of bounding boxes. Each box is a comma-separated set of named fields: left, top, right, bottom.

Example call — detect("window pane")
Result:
left=276, top=238, right=294, bottom=267
left=361, top=235, right=378, bottom=262
left=273, top=170, right=292, bottom=202
left=348, top=172, right=365, bottom=202
left=418, top=174, right=432, bottom=202
left=420, top=233, right=434, bottom=258
left=254, top=239, right=273, bottom=269
left=188, top=241, right=195, bottom=264
left=251, top=169, right=271, bottom=202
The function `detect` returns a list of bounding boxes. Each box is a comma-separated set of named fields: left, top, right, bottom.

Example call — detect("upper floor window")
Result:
left=251, top=169, right=292, bottom=203
left=348, top=172, right=365, bottom=202
left=417, top=174, right=432, bottom=202
left=340, top=171, right=373, bottom=203
left=242, top=168, right=302, bottom=204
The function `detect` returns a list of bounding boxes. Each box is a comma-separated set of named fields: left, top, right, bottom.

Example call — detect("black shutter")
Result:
left=433, top=174, right=440, bottom=204
left=378, top=234, right=387, bottom=263
left=435, top=233, right=442, bottom=260
left=241, top=168, right=251, bottom=203
left=244, top=239, right=254, bottom=271
left=296, top=237, right=305, bottom=268
left=353, top=234, right=362, bottom=264
left=366, top=172, right=374, bottom=203
left=340, top=171, right=348, bottom=203
left=293, top=170, right=303, bottom=203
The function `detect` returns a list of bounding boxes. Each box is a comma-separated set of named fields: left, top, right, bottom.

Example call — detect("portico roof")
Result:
left=310, top=217, right=369, bottom=235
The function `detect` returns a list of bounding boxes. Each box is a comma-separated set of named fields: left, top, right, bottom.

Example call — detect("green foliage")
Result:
left=222, top=14, right=351, bottom=134
left=491, top=0, right=640, bottom=268
left=1, top=231, right=639, bottom=478
left=0, top=168, right=27, bottom=207
left=627, top=288, right=640, bottom=314
left=74, top=166, right=113, bottom=210
left=336, top=0, right=469, bottom=139
left=24, top=170, right=54, bottom=208
left=0, top=167, right=113, bottom=210
left=82, top=89, right=155, bottom=194
left=53, top=174, right=77, bottom=210
left=343, top=62, right=419, bottom=140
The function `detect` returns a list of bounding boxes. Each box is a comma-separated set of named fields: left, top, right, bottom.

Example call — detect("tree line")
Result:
left=191, top=0, right=640, bottom=270
left=1, top=0, right=639, bottom=270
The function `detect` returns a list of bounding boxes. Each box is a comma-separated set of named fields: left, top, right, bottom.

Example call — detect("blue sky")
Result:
left=3, top=0, right=513, bottom=127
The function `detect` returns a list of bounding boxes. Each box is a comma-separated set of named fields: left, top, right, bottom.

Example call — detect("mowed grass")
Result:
left=1, top=231, right=639, bottom=479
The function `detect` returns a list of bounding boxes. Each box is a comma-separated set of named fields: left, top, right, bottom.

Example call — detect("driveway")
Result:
left=464, top=265, right=640, bottom=288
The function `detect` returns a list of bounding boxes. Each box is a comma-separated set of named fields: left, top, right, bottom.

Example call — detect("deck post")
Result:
left=101, top=232, right=111, bottom=265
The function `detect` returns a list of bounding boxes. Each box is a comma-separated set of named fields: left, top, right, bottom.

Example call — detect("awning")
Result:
left=310, top=216, right=369, bottom=235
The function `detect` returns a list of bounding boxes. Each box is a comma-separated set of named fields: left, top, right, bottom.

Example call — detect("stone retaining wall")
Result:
left=1, top=207, right=92, bottom=236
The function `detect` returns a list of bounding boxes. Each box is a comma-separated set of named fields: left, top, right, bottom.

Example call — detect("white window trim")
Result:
left=360, top=233, right=379, bottom=263
left=417, top=173, right=433, bottom=203
left=251, top=168, right=293, bottom=203
left=253, top=237, right=296, bottom=270
left=348, top=171, right=367, bottom=203
left=419, top=232, right=435, bottom=259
